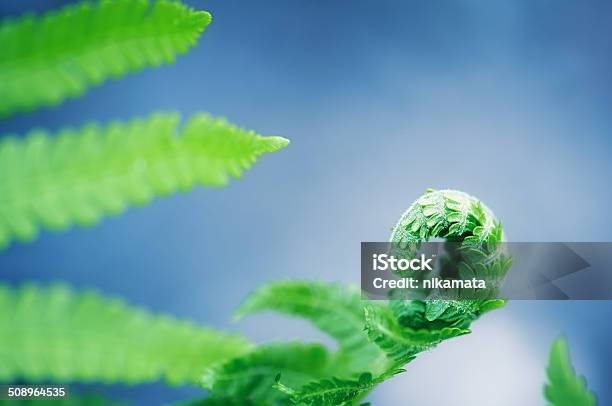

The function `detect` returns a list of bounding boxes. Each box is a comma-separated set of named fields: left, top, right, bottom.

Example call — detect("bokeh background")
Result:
left=1, top=0, right=611, bottom=404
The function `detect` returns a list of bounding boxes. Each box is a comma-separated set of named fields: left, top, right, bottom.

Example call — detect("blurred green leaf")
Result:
left=0, top=0, right=211, bottom=117
left=545, top=337, right=597, bottom=406
left=0, top=283, right=254, bottom=385
left=0, top=112, right=288, bottom=250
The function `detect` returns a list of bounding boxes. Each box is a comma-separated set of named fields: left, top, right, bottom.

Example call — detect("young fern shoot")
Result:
left=218, top=189, right=507, bottom=405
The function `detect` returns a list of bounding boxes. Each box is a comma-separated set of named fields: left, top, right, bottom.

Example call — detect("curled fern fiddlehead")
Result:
left=0, top=112, right=289, bottom=250
left=230, top=189, right=509, bottom=405
left=387, top=188, right=507, bottom=332
left=0, top=0, right=211, bottom=117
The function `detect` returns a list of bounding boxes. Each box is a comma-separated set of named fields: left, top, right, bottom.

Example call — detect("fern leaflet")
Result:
left=201, top=342, right=331, bottom=404
left=544, top=337, right=597, bottom=406
left=0, top=0, right=211, bottom=117
left=0, top=112, right=289, bottom=250
left=363, top=304, right=469, bottom=366
left=389, top=298, right=505, bottom=331
left=274, top=369, right=404, bottom=406
left=0, top=283, right=254, bottom=385
left=234, top=281, right=386, bottom=375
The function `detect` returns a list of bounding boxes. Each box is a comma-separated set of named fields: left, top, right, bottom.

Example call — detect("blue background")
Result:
left=1, top=1, right=611, bottom=404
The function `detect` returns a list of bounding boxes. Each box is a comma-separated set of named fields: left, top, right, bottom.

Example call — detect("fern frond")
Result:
left=0, top=283, right=254, bottom=385
left=201, top=342, right=331, bottom=404
left=389, top=298, right=505, bottom=331
left=0, top=0, right=211, bottom=117
left=274, top=369, right=404, bottom=406
left=234, top=281, right=366, bottom=350
left=233, top=281, right=386, bottom=375
left=0, top=112, right=289, bottom=250
left=544, top=337, right=597, bottom=406
left=363, top=304, right=468, bottom=365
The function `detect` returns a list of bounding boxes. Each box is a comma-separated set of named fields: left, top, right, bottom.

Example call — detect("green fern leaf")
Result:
left=0, top=112, right=289, bottom=250
left=0, top=283, right=254, bottom=385
left=0, top=0, right=211, bottom=117
left=544, top=337, right=597, bottom=406
left=274, top=369, right=404, bottom=406
left=363, top=304, right=469, bottom=365
left=201, top=342, right=331, bottom=404
left=233, top=281, right=386, bottom=375
left=389, top=298, right=505, bottom=331
left=233, top=281, right=367, bottom=350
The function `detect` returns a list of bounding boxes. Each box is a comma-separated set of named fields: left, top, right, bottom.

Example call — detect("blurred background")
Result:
left=1, top=0, right=611, bottom=404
